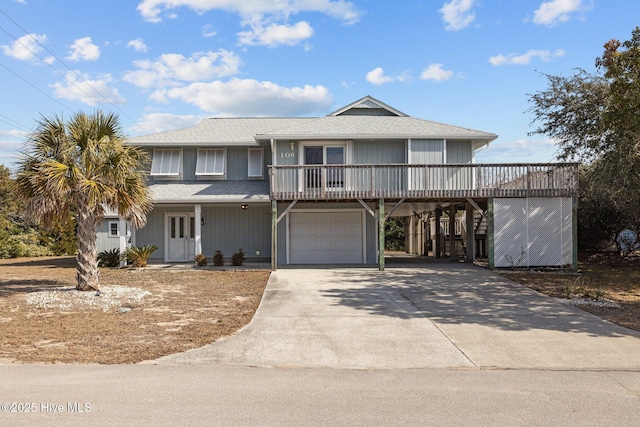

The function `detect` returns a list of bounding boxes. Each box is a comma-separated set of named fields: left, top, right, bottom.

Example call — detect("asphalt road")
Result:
left=2, top=365, right=640, bottom=426
left=3, top=263, right=640, bottom=425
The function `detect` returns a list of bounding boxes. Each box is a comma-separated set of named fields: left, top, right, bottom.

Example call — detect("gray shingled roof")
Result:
left=128, top=117, right=312, bottom=146
left=127, top=97, right=497, bottom=145
left=257, top=115, right=497, bottom=140
left=148, top=180, right=270, bottom=203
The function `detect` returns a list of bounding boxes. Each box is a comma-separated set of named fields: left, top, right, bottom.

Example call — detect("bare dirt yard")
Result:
left=2, top=254, right=639, bottom=365
left=500, top=253, right=640, bottom=332
left=0, top=257, right=269, bottom=364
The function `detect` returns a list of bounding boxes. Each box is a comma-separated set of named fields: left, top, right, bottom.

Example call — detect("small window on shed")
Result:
left=248, top=148, right=263, bottom=178
left=108, top=221, right=119, bottom=237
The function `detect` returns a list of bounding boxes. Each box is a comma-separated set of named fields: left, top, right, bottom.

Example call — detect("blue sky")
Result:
left=1, top=0, right=638, bottom=167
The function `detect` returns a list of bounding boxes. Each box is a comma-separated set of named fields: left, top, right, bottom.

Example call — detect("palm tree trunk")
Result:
left=76, top=199, right=100, bottom=291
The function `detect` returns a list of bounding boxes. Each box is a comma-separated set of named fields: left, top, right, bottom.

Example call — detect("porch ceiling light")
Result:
left=241, top=204, right=248, bottom=210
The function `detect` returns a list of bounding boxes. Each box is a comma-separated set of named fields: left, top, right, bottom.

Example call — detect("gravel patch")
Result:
left=25, top=285, right=151, bottom=312
left=559, top=298, right=621, bottom=309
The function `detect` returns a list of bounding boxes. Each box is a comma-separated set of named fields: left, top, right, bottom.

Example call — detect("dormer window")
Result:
left=196, top=148, right=226, bottom=177
left=150, top=149, right=182, bottom=176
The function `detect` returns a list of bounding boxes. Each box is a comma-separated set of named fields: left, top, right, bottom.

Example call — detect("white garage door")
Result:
left=289, top=211, right=364, bottom=264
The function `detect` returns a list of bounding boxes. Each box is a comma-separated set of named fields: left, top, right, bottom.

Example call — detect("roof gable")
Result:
left=329, top=95, right=408, bottom=117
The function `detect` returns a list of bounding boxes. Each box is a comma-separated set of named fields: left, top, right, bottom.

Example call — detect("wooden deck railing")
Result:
left=269, top=163, right=579, bottom=200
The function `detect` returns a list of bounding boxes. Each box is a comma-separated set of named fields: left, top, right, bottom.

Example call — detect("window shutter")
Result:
left=212, top=150, right=224, bottom=175
left=248, top=148, right=263, bottom=177
left=196, top=149, right=225, bottom=175
left=151, top=149, right=181, bottom=175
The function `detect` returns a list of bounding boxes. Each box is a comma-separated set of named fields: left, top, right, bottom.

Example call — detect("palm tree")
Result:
left=15, top=111, right=152, bottom=291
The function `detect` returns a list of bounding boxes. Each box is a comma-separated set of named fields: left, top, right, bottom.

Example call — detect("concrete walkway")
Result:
left=158, top=262, right=640, bottom=369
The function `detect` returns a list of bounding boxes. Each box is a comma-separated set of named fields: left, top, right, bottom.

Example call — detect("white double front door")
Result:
left=166, top=214, right=196, bottom=262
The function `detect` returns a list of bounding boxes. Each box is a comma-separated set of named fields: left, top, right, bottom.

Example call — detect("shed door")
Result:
left=289, top=212, right=364, bottom=264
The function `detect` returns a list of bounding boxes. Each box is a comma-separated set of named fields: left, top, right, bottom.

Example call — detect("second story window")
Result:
left=196, top=148, right=226, bottom=176
left=248, top=148, right=263, bottom=178
left=150, top=149, right=182, bottom=176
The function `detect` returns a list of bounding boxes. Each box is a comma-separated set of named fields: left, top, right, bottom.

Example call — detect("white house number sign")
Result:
left=281, top=152, right=296, bottom=158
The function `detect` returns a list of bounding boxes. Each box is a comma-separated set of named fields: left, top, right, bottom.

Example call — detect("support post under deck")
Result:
left=435, top=208, right=442, bottom=258
left=271, top=200, right=277, bottom=271
left=378, top=198, right=385, bottom=271
left=449, top=205, right=457, bottom=261
left=465, top=202, right=475, bottom=263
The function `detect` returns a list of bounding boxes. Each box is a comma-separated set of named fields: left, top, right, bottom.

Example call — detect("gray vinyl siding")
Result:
left=146, top=145, right=272, bottom=182
left=134, top=207, right=171, bottom=261
left=134, top=203, right=271, bottom=263
left=226, top=147, right=245, bottom=180
left=183, top=147, right=197, bottom=179
left=96, top=220, right=120, bottom=254
left=337, top=107, right=397, bottom=116
left=200, top=204, right=271, bottom=260
left=275, top=140, right=298, bottom=166
left=353, top=140, right=405, bottom=164
left=445, top=140, right=473, bottom=189
left=276, top=202, right=377, bottom=264
left=410, top=140, right=444, bottom=164
left=445, top=140, right=472, bottom=164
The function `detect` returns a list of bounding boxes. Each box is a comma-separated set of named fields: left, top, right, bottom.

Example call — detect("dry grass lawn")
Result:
left=500, top=254, right=640, bottom=332
left=0, top=257, right=269, bottom=364
left=2, top=254, right=639, bottom=365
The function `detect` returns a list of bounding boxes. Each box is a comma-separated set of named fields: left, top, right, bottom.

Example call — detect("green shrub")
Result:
left=98, top=248, right=121, bottom=267
left=126, top=245, right=158, bottom=268
left=213, top=250, right=224, bottom=266
left=231, top=248, right=245, bottom=266
left=194, top=253, right=208, bottom=266
left=0, top=232, right=52, bottom=258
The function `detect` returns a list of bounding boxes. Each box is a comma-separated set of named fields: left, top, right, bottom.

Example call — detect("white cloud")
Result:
left=52, top=71, right=126, bottom=106
left=439, top=0, right=476, bottom=31
left=202, top=24, right=217, bottom=38
left=365, top=67, right=398, bottom=86
left=0, top=127, right=29, bottom=166
left=489, top=49, right=565, bottom=66
left=132, top=113, right=203, bottom=134
left=238, top=21, right=313, bottom=47
left=533, top=0, right=592, bottom=26
left=136, top=0, right=360, bottom=46
left=127, top=38, right=148, bottom=52
left=1, top=34, right=47, bottom=61
left=420, top=63, right=454, bottom=82
left=0, top=129, right=29, bottom=139
left=123, top=49, right=242, bottom=88
left=137, top=0, right=360, bottom=24
left=476, top=138, right=558, bottom=163
left=66, top=37, right=100, bottom=61
left=149, top=78, right=333, bottom=116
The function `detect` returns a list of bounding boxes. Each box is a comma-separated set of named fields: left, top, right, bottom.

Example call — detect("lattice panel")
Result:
left=494, top=197, right=573, bottom=268
left=494, top=199, right=528, bottom=268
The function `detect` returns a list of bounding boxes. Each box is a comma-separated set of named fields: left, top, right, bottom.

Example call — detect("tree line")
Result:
left=0, top=163, right=76, bottom=258
left=528, top=27, right=640, bottom=254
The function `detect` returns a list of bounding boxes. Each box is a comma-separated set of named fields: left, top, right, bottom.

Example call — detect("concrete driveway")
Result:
left=158, top=262, right=640, bottom=369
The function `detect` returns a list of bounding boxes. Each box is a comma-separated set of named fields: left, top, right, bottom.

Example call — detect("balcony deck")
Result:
left=269, top=163, right=579, bottom=201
